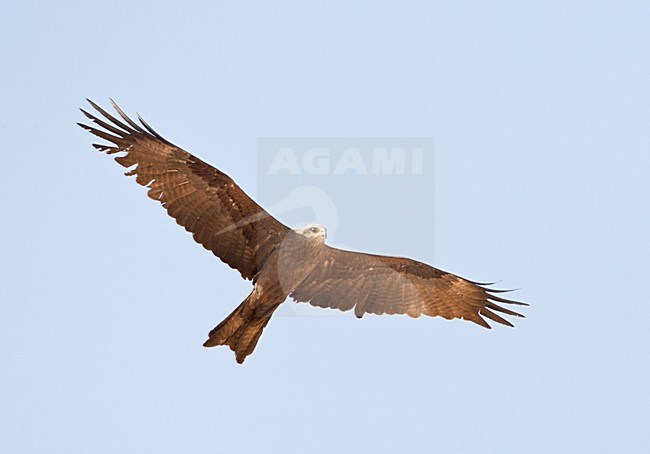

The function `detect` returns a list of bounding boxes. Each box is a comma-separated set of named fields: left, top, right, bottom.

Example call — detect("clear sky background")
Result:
left=1, top=1, right=649, bottom=453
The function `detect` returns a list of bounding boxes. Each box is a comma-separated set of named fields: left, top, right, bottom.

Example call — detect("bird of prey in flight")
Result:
left=79, top=100, right=527, bottom=364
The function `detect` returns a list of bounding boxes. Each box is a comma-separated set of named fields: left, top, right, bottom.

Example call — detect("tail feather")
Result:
left=204, top=303, right=249, bottom=346
left=230, top=316, right=273, bottom=364
left=203, top=298, right=278, bottom=364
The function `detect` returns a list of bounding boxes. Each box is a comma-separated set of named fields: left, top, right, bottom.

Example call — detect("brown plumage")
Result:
left=79, top=99, right=527, bottom=364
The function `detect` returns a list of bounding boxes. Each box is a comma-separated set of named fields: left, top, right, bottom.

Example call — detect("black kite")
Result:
left=79, top=100, right=527, bottom=364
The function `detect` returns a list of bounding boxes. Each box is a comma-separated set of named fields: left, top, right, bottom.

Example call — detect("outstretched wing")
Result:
left=78, top=99, right=289, bottom=280
left=290, top=246, right=527, bottom=328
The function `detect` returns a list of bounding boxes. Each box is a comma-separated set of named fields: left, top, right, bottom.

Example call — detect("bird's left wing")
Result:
left=78, top=99, right=290, bottom=280
left=290, top=246, right=527, bottom=328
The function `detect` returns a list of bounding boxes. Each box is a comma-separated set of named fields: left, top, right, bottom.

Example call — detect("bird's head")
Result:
left=295, top=224, right=327, bottom=242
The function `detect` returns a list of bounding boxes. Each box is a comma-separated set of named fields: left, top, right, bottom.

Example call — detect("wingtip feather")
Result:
left=487, top=293, right=529, bottom=306
left=109, top=98, right=145, bottom=132
left=480, top=308, right=515, bottom=327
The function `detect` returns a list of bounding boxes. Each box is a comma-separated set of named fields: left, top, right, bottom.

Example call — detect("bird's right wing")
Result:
left=78, top=99, right=290, bottom=280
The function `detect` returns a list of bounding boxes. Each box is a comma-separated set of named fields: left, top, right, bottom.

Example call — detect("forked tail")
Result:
left=203, top=294, right=278, bottom=364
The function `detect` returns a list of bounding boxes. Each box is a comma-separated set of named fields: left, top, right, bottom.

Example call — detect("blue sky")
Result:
left=1, top=1, right=649, bottom=453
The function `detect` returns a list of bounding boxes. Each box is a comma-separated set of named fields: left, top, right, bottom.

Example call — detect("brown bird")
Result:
left=79, top=99, right=527, bottom=364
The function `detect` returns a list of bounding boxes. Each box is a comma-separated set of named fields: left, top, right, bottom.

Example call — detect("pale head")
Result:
left=295, top=223, right=327, bottom=241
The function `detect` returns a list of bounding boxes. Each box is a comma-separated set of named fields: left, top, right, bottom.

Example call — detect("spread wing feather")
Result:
left=290, top=246, right=527, bottom=328
left=78, top=99, right=289, bottom=280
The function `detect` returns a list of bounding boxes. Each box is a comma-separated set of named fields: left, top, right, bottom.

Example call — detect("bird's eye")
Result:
left=311, top=227, right=318, bottom=232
